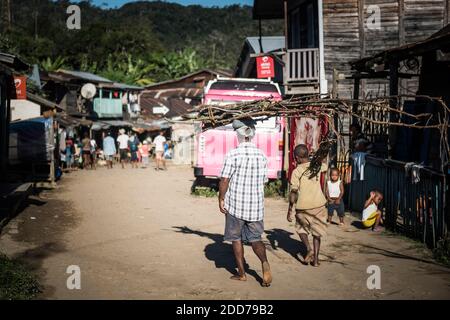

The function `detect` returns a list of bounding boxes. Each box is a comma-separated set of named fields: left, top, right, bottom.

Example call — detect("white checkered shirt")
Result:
left=220, top=142, right=268, bottom=222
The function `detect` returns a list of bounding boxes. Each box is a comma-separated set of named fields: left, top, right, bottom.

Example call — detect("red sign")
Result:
left=14, top=76, right=27, bottom=99
left=256, top=55, right=275, bottom=79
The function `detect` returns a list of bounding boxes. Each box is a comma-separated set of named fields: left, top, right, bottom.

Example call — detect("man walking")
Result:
left=153, top=130, right=167, bottom=171
left=81, top=132, right=91, bottom=169
left=218, top=118, right=272, bottom=287
left=117, top=129, right=129, bottom=169
left=103, top=131, right=116, bottom=169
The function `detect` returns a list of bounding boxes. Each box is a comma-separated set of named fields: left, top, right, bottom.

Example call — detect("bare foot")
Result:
left=262, top=261, right=272, bottom=287
left=230, top=274, right=247, bottom=281
left=310, top=258, right=321, bottom=267
left=298, top=250, right=314, bottom=265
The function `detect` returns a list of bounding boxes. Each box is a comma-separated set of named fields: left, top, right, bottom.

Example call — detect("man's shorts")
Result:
left=105, top=154, right=114, bottom=161
left=155, top=151, right=164, bottom=160
left=224, top=213, right=264, bottom=243
left=119, top=149, right=128, bottom=161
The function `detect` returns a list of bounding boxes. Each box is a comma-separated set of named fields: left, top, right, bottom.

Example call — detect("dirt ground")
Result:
left=1, top=163, right=449, bottom=299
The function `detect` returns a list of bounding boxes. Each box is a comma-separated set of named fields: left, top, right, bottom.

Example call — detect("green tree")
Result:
left=40, top=56, right=67, bottom=72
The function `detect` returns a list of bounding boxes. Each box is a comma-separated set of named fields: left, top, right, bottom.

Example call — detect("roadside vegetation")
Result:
left=1, top=0, right=282, bottom=85
left=191, top=180, right=284, bottom=199
left=433, top=236, right=450, bottom=266
left=0, top=253, right=41, bottom=300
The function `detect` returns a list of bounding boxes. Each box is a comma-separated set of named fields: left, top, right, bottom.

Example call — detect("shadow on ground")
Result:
left=172, top=226, right=264, bottom=285
left=265, top=228, right=306, bottom=261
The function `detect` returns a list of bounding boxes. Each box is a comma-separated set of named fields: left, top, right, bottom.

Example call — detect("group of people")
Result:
left=218, top=118, right=384, bottom=287
left=61, top=133, right=98, bottom=171
left=60, top=128, right=173, bottom=171
left=104, top=129, right=171, bottom=170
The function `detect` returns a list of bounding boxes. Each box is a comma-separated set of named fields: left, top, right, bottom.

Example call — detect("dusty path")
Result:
left=1, top=164, right=449, bottom=299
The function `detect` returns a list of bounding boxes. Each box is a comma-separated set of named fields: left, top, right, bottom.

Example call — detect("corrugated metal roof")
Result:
left=139, top=96, right=192, bottom=119
left=144, top=69, right=231, bottom=89
left=245, top=36, right=285, bottom=54
left=252, top=0, right=284, bottom=20
left=27, top=92, right=64, bottom=110
left=57, top=69, right=113, bottom=83
left=0, top=52, right=30, bottom=71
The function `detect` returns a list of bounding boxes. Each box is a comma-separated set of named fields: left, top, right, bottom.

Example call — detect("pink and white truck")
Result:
left=193, top=77, right=285, bottom=185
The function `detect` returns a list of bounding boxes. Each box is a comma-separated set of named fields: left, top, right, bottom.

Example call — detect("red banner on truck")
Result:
left=14, top=76, right=27, bottom=100
left=256, top=56, right=275, bottom=79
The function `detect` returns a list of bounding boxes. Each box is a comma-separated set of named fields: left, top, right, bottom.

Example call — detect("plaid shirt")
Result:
left=220, top=142, right=268, bottom=222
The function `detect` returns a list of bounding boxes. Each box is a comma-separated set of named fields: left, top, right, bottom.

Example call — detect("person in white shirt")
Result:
left=153, top=130, right=167, bottom=171
left=90, top=138, right=98, bottom=170
left=362, top=190, right=384, bottom=231
left=325, top=168, right=345, bottom=225
left=117, top=128, right=130, bottom=169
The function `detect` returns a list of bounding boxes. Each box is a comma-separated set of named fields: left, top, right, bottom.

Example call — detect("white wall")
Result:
left=11, top=99, right=41, bottom=121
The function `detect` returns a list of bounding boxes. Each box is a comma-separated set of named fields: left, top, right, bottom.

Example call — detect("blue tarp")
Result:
left=9, top=117, right=54, bottom=164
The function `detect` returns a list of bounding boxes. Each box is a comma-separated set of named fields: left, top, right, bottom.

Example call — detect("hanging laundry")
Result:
left=405, top=162, right=423, bottom=184
left=352, top=152, right=366, bottom=181
left=294, top=117, right=321, bottom=153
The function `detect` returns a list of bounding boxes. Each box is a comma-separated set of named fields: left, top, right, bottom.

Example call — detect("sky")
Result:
left=85, top=0, right=253, bottom=8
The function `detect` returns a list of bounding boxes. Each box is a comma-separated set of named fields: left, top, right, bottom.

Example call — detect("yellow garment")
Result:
left=290, top=162, right=328, bottom=210
left=362, top=211, right=379, bottom=228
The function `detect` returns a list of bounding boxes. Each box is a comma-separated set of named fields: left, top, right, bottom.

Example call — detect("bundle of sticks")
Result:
left=185, top=94, right=448, bottom=130
left=180, top=94, right=450, bottom=162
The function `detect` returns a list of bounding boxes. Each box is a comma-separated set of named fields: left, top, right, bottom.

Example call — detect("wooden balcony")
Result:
left=283, top=48, right=320, bottom=95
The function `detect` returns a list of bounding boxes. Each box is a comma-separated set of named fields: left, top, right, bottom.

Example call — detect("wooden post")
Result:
left=352, top=76, right=360, bottom=125
left=331, top=68, right=339, bottom=166
left=389, top=60, right=400, bottom=158
left=258, top=18, right=263, bottom=53
left=358, top=0, right=366, bottom=59
left=284, top=0, right=288, bottom=50
left=49, top=117, right=56, bottom=187
left=445, top=0, right=449, bottom=25
left=398, top=0, right=405, bottom=45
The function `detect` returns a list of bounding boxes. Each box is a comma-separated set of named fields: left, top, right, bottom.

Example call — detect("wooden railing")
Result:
left=284, top=48, right=320, bottom=83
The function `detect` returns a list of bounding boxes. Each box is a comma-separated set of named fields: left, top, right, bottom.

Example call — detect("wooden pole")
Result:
left=331, top=68, right=339, bottom=166
left=258, top=18, right=263, bottom=53
left=284, top=0, right=288, bottom=50
left=398, top=0, right=405, bottom=46
left=388, top=60, right=400, bottom=158
left=352, top=76, right=360, bottom=125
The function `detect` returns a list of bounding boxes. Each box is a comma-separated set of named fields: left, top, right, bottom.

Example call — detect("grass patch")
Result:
left=433, top=236, right=450, bottom=267
left=191, top=186, right=218, bottom=198
left=0, top=253, right=41, bottom=300
left=264, top=180, right=283, bottom=198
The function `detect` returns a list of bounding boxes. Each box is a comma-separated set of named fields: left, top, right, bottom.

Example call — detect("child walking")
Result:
left=325, top=168, right=345, bottom=225
left=362, top=190, right=384, bottom=231
left=140, top=140, right=150, bottom=169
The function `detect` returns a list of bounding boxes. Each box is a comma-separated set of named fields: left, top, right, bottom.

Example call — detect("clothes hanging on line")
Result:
left=352, top=152, right=366, bottom=181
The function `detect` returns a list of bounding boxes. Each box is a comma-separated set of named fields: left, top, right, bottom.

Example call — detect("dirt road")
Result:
left=1, top=164, right=449, bottom=299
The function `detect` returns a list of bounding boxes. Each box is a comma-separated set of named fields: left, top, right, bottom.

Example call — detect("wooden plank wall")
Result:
left=323, top=0, right=449, bottom=99
left=323, top=0, right=360, bottom=99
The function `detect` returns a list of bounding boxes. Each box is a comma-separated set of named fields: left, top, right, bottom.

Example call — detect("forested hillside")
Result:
left=0, top=0, right=283, bottom=84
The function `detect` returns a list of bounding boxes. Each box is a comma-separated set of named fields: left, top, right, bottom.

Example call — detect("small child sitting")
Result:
left=362, top=190, right=384, bottom=231
left=325, top=168, right=345, bottom=225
